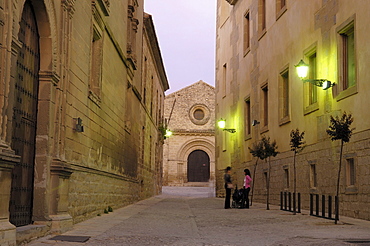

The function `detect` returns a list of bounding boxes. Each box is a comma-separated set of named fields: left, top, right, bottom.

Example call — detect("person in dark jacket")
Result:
left=224, top=166, right=233, bottom=209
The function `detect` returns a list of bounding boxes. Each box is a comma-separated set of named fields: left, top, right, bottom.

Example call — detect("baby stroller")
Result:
left=232, top=186, right=245, bottom=208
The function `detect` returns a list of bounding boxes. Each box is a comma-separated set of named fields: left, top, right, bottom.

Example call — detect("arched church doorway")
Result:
left=187, top=150, right=210, bottom=182
left=9, top=0, right=40, bottom=227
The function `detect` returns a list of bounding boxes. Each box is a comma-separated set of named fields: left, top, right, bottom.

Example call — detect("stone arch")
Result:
left=14, top=0, right=60, bottom=74
left=177, top=138, right=215, bottom=183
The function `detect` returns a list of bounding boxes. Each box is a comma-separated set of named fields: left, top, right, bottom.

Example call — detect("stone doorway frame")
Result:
left=177, top=138, right=215, bottom=186
left=7, top=0, right=72, bottom=235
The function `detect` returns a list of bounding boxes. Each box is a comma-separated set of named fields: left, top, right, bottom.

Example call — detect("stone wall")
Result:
left=68, top=169, right=140, bottom=224
left=0, top=0, right=168, bottom=244
left=215, top=0, right=370, bottom=221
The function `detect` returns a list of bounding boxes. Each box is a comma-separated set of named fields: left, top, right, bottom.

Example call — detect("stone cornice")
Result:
left=51, top=159, right=73, bottom=178
left=69, top=162, right=139, bottom=183
left=92, top=0, right=110, bottom=16
left=0, top=143, right=20, bottom=171
left=226, top=0, right=238, bottom=5
left=143, top=13, right=169, bottom=91
left=172, top=129, right=215, bottom=136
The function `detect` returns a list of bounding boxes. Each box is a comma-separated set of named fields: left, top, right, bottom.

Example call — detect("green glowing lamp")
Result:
left=217, top=119, right=226, bottom=129
left=165, top=129, right=173, bottom=138
left=295, top=59, right=309, bottom=79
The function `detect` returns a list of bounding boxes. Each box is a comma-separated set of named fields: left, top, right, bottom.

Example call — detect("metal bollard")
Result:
left=315, top=194, right=319, bottom=216
left=328, top=196, right=332, bottom=219
left=284, top=192, right=287, bottom=210
left=280, top=192, right=283, bottom=210
left=322, top=195, right=325, bottom=218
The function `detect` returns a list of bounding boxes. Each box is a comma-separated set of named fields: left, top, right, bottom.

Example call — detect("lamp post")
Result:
left=217, top=119, right=236, bottom=133
left=295, top=59, right=335, bottom=90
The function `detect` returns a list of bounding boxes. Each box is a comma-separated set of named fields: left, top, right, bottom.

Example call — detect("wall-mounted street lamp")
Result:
left=252, top=120, right=260, bottom=126
left=74, top=117, right=84, bottom=132
left=295, top=59, right=335, bottom=90
left=165, top=129, right=173, bottom=138
left=217, top=119, right=236, bottom=133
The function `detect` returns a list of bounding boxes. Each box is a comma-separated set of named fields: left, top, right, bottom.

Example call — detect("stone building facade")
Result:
left=163, top=81, right=215, bottom=187
left=0, top=1, right=168, bottom=245
left=216, top=0, right=370, bottom=220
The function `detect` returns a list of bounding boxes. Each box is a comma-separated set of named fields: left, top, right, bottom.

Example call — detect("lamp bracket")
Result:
left=303, top=79, right=335, bottom=89
left=303, top=79, right=327, bottom=87
left=223, top=128, right=236, bottom=133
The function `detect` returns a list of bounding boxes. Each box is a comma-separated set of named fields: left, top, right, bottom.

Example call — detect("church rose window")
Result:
left=194, top=109, right=205, bottom=120
left=189, top=104, right=210, bottom=125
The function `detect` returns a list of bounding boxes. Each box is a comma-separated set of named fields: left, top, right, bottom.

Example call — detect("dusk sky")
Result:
left=144, top=1, right=217, bottom=95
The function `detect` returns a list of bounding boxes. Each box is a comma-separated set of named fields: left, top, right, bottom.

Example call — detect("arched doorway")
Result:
left=9, top=0, right=40, bottom=227
left=187, top=150, right=210, bottom=182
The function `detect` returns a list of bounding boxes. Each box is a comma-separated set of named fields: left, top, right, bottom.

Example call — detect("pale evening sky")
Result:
left=144, top=1, right=217, bottom=95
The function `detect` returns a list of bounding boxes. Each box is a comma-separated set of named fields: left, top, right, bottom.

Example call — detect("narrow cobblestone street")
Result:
left=27, top=187, right=370, bottom=246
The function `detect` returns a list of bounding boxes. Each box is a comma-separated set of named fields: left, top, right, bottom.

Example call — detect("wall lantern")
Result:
left=295, top=59, right=335, bottom=90
left=217, top=119, right=236, bottom=133
left=74, top=117, right=84, bottom=132
left=252, top=120, right=260, bottom=126
left=164, top=129, right=173, bottom=138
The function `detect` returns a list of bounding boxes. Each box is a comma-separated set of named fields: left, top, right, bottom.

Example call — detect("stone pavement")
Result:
left=26, top=187, right=370, bottom=246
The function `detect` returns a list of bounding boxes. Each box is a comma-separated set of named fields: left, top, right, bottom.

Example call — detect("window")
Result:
left=142, top=56, right=147, bottom=97
left=310, top=163, right=317, bottom=188
left=222, top=63, right=227, bottom=98
left=150, top=76, right=154, bottom=116
left=279, top=67, right=290, bottom=124
left=284, top=168, right=289, bottom=189
left=258, top=0, right=266, bottom=36
left=341, top=27, right=355, bottom=89
left=193, top=109, right=204, bottom=120
left=346, top=158, right=355, bottom=186
left=308, top=53, right=317, bottom=105
left=303, top=44, right=319, bottom=115
left=155, top=90, right=159, bottom=125
left=143, top=88, right=146, bottom=104
left=262, top=84, right=268, bottom=128
left=282, top=71, right=289, bottom=118
left=276, top=0, right=287, bottom=19
left=189, top=105, right=210, bottom=125
left=89, top=26, right=103, bottom=102
left=244, top=97, right=251, bottom=138
left=243, top=11, right=250, bottom=55
left=336, top=17, right=357, bottom=100
left=141, top=127, right=145, bottom=165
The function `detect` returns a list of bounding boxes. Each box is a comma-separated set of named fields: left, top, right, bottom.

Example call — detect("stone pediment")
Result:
left=226, top=0, right=238, bottom=5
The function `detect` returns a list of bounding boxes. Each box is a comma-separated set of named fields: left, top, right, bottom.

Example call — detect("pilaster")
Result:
left=0, top=142, right=20, bottom=246
left=48, top=159, right=73, bottom=233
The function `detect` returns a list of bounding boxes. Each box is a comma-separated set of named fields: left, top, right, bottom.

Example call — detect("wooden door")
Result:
left=9, top=0, right=40, bottom=227
left=187, top=150, right=210, bottom=182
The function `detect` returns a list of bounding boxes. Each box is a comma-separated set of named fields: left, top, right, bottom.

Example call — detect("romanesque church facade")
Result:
left=163, top=81, right=215, bottom=187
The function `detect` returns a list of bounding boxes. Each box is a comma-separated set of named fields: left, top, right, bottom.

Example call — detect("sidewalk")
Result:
left=26, top=187, right=370, bottom=246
